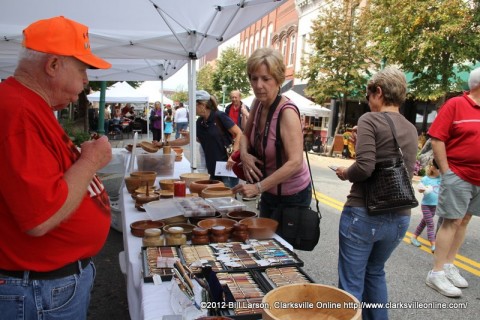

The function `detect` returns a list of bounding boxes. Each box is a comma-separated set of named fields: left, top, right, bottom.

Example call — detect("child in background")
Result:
left=411, top=159, right=441, bottom=252
left=164, top=113, right=173, bottom=142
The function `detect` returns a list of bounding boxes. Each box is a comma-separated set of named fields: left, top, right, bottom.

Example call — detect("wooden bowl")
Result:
left=125, top=176, right=154, bottom=194
left=239, top=217, right=278, bottom=239
left=179, top=172, right=211, bottom=188
left=197, top=218, right=237, bottom=234
left=200, top=186, right=233, bottom=199
left=140, top=141, right=159, bottom=153
left=158, top=179, right=181, bottom=191
left=226, top=210, right=258, bottom=222
left=262, top=283, right=361, bottom=320
left=162, top=215, right=188, bottom=225
left=130, top=220, right=165, bottom=237
left=188, top=211, right=222, bottom=225
left=163, top=223, right=196, bottom=240
left=130, top=171, right=157, bottom=185
left=189, top=179, right=225, bottom=195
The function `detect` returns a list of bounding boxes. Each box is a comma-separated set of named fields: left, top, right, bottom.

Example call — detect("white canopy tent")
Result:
left=136, top=81, right=174, bottom=105
left=87, top=81, right=149, bottom=104
left=0, top=0, right=285, bottom=174
left=243, top=90, right=331, bottom=118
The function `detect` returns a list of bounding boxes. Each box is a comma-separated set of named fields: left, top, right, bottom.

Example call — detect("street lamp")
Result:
left=222, top=84, right=228, bottom=108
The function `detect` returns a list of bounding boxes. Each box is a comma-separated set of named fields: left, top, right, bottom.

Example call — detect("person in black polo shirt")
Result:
left=196, top=90, right=242, bottom=188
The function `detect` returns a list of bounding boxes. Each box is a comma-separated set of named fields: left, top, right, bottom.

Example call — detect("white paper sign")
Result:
left=214, top=161, right=236, bottom=177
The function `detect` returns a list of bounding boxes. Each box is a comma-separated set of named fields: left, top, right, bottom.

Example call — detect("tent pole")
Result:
left=160, top=80, right=164, bottom=142
left=97, top=81, right=107, bottom=135
left=189, top=59, right=197, bottom=172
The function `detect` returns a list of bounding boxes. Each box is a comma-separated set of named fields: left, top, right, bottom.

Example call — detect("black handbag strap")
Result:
left=382, top=112, right=404, bottom=158
left=275, top=104, right=320, bottom=214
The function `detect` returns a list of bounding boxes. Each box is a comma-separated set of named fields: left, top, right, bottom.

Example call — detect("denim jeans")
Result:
left=0, top=261, right=96, bottom=320
left=260, top=184, right=312, bottom=219
left=338, top=206, right=410, bottom=320
left=175, top=122, right=188, bottom=139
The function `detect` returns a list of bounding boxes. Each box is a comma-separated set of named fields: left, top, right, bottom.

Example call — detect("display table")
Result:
left=117, top=149, right=292, bottom=320
left=119, top=151, right=192, bottom=320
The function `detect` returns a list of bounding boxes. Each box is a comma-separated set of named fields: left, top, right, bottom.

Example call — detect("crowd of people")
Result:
left=1, top=15, right=478, bottom=320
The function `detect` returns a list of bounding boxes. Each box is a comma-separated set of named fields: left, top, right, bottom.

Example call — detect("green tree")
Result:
left=299, top=0, right=380, bottom=148
left=366, top=0, right=480, bottom=101
left=171, top=89, right=188, bottom=104
left=197, top=63, right=216, bottom=95
left=211, top=46, right=250, bottom=103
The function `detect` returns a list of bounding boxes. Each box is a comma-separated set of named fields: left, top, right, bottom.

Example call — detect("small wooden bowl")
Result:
left=197, top=218, right=237, bottom=234
left=125, top=176, right=152, bottom=194
left=140, top=141, right=160, bottom=153
left=179, top=172, right=211, bottom=188
left=200, top=186, right=233, bottom=199
left=162, top=215, right=188, bottom=225
left=130, top=171, right=157, bottom=184
left=130, top=220, right=165, bottom=237
left=226, top=210, right=258, bottom=222
left=239, top=217, right=279, bottom=239
left=189, top=179, right=224, bottom=195
left=158, top=179, right=181, bottom=191
left=188, top=211, right=222, bottom=225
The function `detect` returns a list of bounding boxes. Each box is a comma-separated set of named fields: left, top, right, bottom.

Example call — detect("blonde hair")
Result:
left=426, top=160, right=439, bottom=177
left=247, top=48, right=286, bottom=86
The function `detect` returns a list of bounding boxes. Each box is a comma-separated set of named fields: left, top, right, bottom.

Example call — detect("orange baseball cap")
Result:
left=22, top=16, right=111, bottom=69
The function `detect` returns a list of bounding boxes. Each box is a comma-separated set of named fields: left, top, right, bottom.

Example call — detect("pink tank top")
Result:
left=250, top=100, right=310, bottom=195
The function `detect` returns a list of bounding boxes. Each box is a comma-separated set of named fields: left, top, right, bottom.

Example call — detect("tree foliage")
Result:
left=366, top=0, right=480, bottom=101
left=211, top=47, right=250, bottom=101
left=197, top=63, right=216, bottom=95
left=171, top=90, right=188, bottom=104
left=300, top=0, right=380, bottom=103
left=300, top=0, right=381, bottom=141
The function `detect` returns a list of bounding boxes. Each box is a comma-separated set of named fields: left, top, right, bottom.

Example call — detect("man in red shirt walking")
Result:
left=225, top=90, right=250, bottom=131
left=425, top=67, right=480, bottom=297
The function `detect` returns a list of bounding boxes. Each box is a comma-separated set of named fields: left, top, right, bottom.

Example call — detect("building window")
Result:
left=288, top=34, right=296, bottom=66
left=249, top=35, right=254, bottom=55
left=267, top=23, right=274, bottom=46
left=255, top=31, right=260, bottom=50
left=282, top=38, right=288, bottom=61
left=260, top=28, right=266, bottom=48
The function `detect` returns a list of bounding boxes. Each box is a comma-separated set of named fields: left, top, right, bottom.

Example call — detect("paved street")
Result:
left=88, top=139, right=479, bottom=320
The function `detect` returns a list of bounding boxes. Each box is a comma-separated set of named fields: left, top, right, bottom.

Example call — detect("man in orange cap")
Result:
left=0, top=16, right=112, bottom=319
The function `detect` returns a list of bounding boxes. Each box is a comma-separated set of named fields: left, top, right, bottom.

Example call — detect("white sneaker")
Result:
left=426, top=271, right=462, bottom=297
left=444, top=264, right=469, bottom=288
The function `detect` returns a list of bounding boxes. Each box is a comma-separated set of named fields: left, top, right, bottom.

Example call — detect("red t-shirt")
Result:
left=0, top=77, right=111, bottom=271
left=428, top=92, right=480, bottom=185
left=228, top=105, right=241, bottom=125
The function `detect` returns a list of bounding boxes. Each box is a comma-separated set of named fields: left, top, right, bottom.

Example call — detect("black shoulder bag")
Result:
left=273, top=105, right=322, bottom=251
left=214, top=112, right=234, bottom=158
left=364, top=113, right=419, bottom=215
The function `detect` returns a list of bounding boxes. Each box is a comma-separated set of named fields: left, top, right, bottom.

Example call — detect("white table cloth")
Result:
left=116, top=148, right=292, bottom=320
left=119, top=151, right=192, bottom=320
